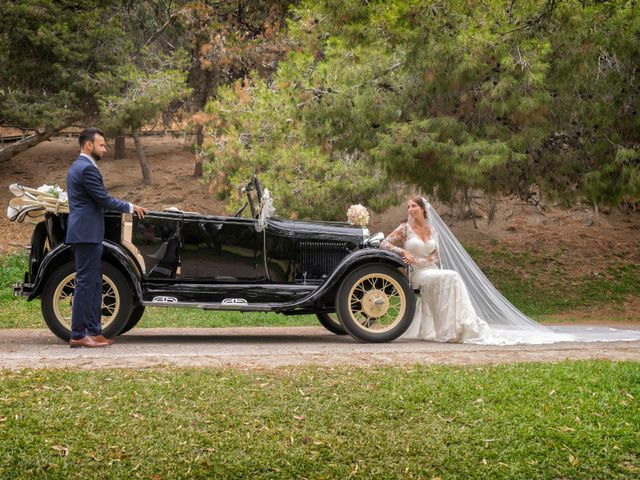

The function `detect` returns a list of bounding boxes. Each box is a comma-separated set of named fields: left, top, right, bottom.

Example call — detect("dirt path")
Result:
left=2, top=326, right=640, bottom=370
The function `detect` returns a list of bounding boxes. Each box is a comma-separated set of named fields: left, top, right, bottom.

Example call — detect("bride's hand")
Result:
left=402, top=251, right=415, bottom=265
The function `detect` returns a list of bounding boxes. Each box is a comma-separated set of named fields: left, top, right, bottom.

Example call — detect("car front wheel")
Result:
left=336, top=264, right=415, bottom=343
left=41, top=262, right=133, bottom=342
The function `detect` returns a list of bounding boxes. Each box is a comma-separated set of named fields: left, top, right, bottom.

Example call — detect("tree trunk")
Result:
left=464, top=187, right=478, bottom=229
left=0, top=125, right=68, bottom=163
left=132, top=130, right=152, bottom=185
left=162, top=111, right=171, bottom=133
left=188, top=45, right=212, bottom=178
left=114, top=135, right=126, bottom=160
left=193, top=124, right=204, bottom=177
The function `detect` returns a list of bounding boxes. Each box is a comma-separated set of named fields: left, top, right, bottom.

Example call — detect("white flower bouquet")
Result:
left=36, top=184, right=68, bottom=202
left=347, top=204, right=369, bottom=227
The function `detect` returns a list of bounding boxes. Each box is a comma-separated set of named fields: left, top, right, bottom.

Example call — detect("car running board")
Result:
left=142, top=299, right=275, bottom=312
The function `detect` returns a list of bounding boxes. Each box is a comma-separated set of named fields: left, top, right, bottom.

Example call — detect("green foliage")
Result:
left=98, top=51, right=191, bottom=134
left=1, top=362, right=639, bottom=478
left=582, top=148, right=640, bottom=206
left=372, top=118, right=527, bottom=201
left=0, top=1, right=191, bottom=135
left=202, top=0, right=639, bottom=211
left=369, top=0, right=639, bottom=204
left=2, top=0, right=639, bottom=205
left=0, top=0, right=129, bottom=128
left=201, top=4, right=410, bottom=219
left=201, top=44, right=402, bottom=218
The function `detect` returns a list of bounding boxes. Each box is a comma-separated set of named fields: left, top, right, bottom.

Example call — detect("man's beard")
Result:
left=90, top=147, right=102, bottom=161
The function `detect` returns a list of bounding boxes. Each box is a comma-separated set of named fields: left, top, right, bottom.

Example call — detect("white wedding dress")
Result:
left=401, top=227, right=493, bottom=343
left=381, top=203, right=640, bottom=345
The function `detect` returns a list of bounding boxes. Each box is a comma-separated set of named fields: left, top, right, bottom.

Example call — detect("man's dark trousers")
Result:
left=71, top=243, right=104, bottom=340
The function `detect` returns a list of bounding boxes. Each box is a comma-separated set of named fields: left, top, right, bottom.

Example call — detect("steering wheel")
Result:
left=233, top=202, right=248, bottom=217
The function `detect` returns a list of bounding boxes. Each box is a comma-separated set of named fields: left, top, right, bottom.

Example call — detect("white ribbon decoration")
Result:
left=256, top=188, right=275, bottom=232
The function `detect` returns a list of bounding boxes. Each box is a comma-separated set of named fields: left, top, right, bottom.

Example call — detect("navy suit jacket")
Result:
left=65, top=155, right=131, bottom=244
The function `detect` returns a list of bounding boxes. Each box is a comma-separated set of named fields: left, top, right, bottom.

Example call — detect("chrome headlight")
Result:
left=364, top=231, right=384, bottom=248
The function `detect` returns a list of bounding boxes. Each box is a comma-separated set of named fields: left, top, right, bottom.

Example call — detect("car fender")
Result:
left=28, top=240, right=143, bottom=301
left=283, top=248, right=407, bottom=308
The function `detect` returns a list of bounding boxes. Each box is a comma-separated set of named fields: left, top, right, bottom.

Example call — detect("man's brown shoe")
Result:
left=93, top=335, right=114, bottom=345
left=69, top=335, right=110, bottom=348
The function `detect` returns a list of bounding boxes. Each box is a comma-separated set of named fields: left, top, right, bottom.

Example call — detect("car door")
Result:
left=180, top=214, right=258, bottom=283
left=131, top=211, right=182, bottom=279
left=257, top=218, right=296, bottom=283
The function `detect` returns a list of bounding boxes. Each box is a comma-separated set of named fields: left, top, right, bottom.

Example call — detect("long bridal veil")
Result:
left=424, top=200, right=640, bottom=344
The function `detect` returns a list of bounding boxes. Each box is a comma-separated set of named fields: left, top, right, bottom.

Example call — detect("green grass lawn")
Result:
left=1, top=361, right=638, bottom=479
left=2, top=250, right=639, bottom=329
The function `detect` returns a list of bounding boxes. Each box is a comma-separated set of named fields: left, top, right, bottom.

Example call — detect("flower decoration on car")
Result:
left=7, top=183, right=69, bottom=223
left=256, top=188, right=275, bottom=232
left=37, top=184, right=68, bottom=202
left=347, top=204, right=369, bottom=227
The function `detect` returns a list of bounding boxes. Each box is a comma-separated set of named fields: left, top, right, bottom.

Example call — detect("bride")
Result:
left=381, top=197, right=492, bottom=343
left=381, top=196, right=640, bottom=345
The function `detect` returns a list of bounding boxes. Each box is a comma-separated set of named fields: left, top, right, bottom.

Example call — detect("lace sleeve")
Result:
left=380, top=223, right=407, bottom=255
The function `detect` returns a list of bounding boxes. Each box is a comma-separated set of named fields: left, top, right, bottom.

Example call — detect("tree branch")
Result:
left=0, top=122, right=73, bottom=163
left=134, top=8, right=186, bottom=60
left=297, top=62, right=402, bottom=108
left=354, top=62, right=403, bottom=90
left=499, top=0, right=556, bottom=38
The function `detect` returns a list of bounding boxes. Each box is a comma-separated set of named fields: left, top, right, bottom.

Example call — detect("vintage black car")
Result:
left=11, top=177, right=416, bottom=342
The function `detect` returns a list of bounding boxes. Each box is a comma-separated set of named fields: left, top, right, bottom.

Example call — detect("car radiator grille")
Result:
left=299, top=241, right=350, bottom=279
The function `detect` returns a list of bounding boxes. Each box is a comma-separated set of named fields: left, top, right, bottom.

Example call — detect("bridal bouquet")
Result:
left=347, top=204, right=369, bottom=227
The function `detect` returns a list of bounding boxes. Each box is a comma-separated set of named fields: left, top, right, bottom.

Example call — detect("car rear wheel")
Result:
left=316, top=312, right=347, bottom=335
left=336, top=264, right=415, bottom=343
left=41, top=262, right=133, bottom=342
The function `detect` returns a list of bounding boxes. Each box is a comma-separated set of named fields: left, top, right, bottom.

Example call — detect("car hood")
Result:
left=268, top=218, right=365, bottom=244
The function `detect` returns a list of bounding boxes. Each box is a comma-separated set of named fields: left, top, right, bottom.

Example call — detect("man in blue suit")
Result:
left=66, top=128, right=147, bottom=348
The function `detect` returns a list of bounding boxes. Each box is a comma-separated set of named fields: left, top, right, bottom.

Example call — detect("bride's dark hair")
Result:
left=410, top=196, right=428, bottom=219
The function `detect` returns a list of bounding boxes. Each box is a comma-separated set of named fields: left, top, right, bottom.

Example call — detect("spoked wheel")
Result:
left=336, top=264, right=415, bottom=342
left=316, top=312, right=348, bottom=335
left=41, top=262, right=133, bottom=342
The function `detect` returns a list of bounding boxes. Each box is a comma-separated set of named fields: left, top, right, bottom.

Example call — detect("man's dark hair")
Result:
left=78, top=128, right=105, bottom=147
